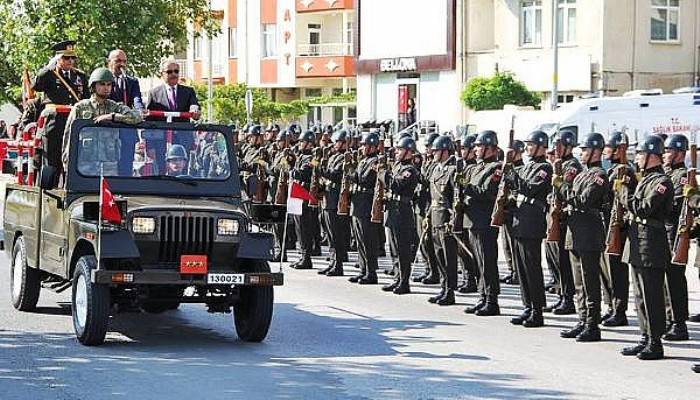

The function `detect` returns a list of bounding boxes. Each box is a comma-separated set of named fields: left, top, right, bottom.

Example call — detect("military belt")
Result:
left=352, top=184, right=372, bottom=194
left=515, top=194, right=546, bottom=211
left=565, top=206, right=602, bottom=216
left=626, top=213, right=665, bottom=229
left=388, top=194, right=412, bottom=204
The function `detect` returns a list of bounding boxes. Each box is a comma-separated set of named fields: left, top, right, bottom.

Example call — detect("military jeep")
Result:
left=3, top=115, right=282, bottom=346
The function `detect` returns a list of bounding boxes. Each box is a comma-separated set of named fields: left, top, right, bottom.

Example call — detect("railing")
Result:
left=297, top=43, right=353, bottom=57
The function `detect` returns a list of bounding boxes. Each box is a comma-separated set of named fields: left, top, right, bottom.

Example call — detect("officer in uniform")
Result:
left=270, top=130, right=296, bottom=262
left=500, top=140, right=525, bottom=285
left=461, top=130, right=503, bottom=316
left=33, top=40, right=89, bottom=106
left=601, top=131, right=637, bottom=326
left=348, top=132, right=381, bottom=284
left=456, top=133, right=480, bottom=293
left=414, top=132, right=441, bottom=284
left=319, top=130, right=352, bottom=277
left=381, top=137, right=420, bottom=294
left=560, top=133, right=610, bottom=342
left=546, top=130, right=582, bottom=315
left=427, top=135, right=459, bottom=306
left=661, top=134, right=690, bottom=341
left=238, top=125, right=265, bottom=200
left=506, top=130, right=552, bottom=327
left=621, top=135, right=673, bottom=360
left=63, top=67, right=142, bottom=171
left=290, top=131, right=318, bottom=270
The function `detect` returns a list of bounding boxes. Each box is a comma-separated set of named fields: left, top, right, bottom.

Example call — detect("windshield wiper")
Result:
left=147, top=175, right=199, bottom=186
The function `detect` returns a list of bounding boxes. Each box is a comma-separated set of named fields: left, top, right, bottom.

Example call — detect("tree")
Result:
left=0, top=0, right=217, bottom=107
left=461, top=72, right=542, bottom=111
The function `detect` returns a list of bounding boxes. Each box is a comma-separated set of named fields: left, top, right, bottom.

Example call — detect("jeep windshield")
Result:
left=77, top=126, right=231, bottom=180
left=67, top=122, right=241, bottom=198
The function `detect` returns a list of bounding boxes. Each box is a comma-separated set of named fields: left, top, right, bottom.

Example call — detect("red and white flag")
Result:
left=287, top=181, right=313, bottom=216
left=100, top=178, right=122, bottom=225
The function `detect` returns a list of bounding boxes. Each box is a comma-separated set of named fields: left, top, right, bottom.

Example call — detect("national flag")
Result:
left=100, top=178, right=122, bottom=224
left=287, top=181, right=313, bottom=215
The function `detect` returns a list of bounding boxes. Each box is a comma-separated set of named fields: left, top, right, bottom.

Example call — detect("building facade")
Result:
left=183, top=0, right=357, bottom=126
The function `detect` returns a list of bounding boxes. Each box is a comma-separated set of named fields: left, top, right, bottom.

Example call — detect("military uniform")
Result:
left=33, top=66, right=89, bottom=106
left=414, top=157, right=440, bottom=283
left=321, top=149, right=352, bottom=275
left=663, top=161, right=690, bottom=338
left=501, top=158, right=524, bottom=284
left=62, top=97, right=142, bottom=170
left=384, top=159, right=420, bottom=291
left=507, top=149, right=552, bottom=326
left=622, top=164, right=673, bottom=358
left=455, top=157, right=480, bottom=292
left=349, top=151, right=380, bottom=283
left=462, top=157, right=502, bottom=312
left=429, top=155, right=458, bottom=304
left=563, top=159, right=610, bottom=339
left=290, top=147, right=316, bottom=269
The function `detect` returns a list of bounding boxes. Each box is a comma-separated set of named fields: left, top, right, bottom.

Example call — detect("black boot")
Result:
left=422, top=274, right=440, bottom=285
left=663, top=322, right=689, bottom=341
left=382, top=281, right=399, bottom=292
left=464, top=298, right=486, bottom=314
left=358, top=275, right=378, bottom=285
left=692, top=364, right=700, bottom=373
left=560, top=322, right=585, bottom=339
left=689, top=313, right=700, bottom=323
left=348, top=274, right=363, bottom=283
left=510, top=308, right=532, bottom=325
left=602, top=313, right=628, bottom=327
left=601, top=308, right=614, bottom=322
left=428, top=289, right=446, bottom=304
left=552, top=300, right=576, bottom=315
left=437, top=289, right=456, bottom=306
left=523, top=309, right=544, bottom=328
left=637, top=338, right=664, bottom=360
left=621, top=335, right=648, bottom=356
left=458, top=277, right=478, bottom=294
left=326, top=266, right=345, bottom=276
left=318, top=264, right=334, bottom=275
left=576, top=325, right=601, bottom=342
left=543, top=297, right=563, bottom=313
left=476, top=302, right=500, bottom=317
left=290, top=257, right=313, bottom=270
left=413, top=273, right=428, bottom=283
left=393, top=284, right=410, bottom=295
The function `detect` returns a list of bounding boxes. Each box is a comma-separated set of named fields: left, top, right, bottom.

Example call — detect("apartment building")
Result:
left=466, top=0, right=700, bottom=107
left=183, top=0, right=356, bottom=125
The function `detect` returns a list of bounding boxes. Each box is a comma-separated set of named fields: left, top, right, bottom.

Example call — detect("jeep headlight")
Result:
left=218, top=218, right=239, bottom=236
left=132, top=217, right=156, bottom=234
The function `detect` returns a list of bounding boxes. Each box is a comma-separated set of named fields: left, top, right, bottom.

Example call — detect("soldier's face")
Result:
left=603, top=146, right=614, bottom=160
left=334, top=141, right=346, bottom=151
left=167, top=159, right=187, bottom=174
left=635, top=152, right=647, bottom=170
left=581, top=148, right=592, bottom=163
left=94, top=81, right=112, bottom=98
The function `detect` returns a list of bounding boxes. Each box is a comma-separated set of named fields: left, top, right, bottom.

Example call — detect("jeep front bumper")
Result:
left=92, top=270, right=284, bottom=286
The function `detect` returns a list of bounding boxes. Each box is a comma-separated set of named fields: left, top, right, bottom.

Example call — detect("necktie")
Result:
left=121, top=77, right=128, bottom=104
left=168, top=86, right=177, bottom=110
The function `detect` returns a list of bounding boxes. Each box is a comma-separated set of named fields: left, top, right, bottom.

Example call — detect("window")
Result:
left=557, top=0, right=576, bottom=44
left=651, top=0, right=679, bottom=42
left=262, top=24, right=277, bottom=58
left=193, top=34, right=204, bottom=59
left=520, top=1, right=542, bottom=47
left=305, top=88, right=322, bottom=98
left=228, top=27, right=237, bottom=58
left=345, top=21, right=354, bottom=54
left=557, top=94, right=575, bottom=104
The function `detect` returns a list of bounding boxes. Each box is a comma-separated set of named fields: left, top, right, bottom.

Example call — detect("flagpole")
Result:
left=279, top=211, right=289, bottom=273
left=97, top=164, right=104, bottom=271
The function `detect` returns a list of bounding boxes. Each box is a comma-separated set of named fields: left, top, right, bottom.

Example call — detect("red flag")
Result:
left=290, top=181, right=314, bottom=202
left=101, top=178, right=122, bottom=225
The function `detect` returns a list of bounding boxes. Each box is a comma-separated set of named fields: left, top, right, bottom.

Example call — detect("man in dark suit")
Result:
left=145, top=59, right=201, bottom=172
left=108, top=49, right=143, bottom=176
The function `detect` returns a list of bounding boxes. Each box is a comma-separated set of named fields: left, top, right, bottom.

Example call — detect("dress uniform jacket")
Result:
left=623, top=165, right=674, bottom=269
left=322, top=151, right=346, bottom=211
left=664, top=163, right=688, bottom=248
left=350, top=154, right=378, bottom=218
left=429, top=157, right=457, bottom=226
left=462, top=159, right=501, bottom=230
left=565, top=166, right=610, bottom=252
left=385, top=161, right=420, bottom=228
left=509, top=156, right=553, bottom=239
left=33, top=67, right=89, bottom=105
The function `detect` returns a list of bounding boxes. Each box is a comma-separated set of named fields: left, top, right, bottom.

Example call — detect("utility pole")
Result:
left=207, top=0, right=214, bottom=122
left=551, top=0, right=559, bottom=111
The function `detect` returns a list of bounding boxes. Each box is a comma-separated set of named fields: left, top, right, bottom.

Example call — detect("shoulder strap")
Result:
left=52, top=68, right=80, bottom=103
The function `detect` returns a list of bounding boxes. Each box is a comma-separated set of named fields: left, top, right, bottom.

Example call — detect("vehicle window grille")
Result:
left=158, top=215, right=214, bottom=262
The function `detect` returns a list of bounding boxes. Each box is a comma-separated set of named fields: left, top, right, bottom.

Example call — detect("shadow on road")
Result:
left=0, top=303, right=572, bottom=400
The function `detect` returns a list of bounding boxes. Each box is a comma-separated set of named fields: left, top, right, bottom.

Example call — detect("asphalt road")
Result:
left=1, top=248, right=698, bottom=400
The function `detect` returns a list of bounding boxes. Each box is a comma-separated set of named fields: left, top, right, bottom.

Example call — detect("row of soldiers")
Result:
left=236, top=122, right=699, bottom=369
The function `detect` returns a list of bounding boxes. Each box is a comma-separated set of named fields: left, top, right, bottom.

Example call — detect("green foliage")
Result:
left=461, top=72, right=542, bottom=111
left=0, top=0, right=217, bottom=106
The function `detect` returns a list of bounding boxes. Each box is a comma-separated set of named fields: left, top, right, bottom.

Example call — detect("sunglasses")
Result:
left=164, top=69, right=180, bottom=75
left=62, top=56, right=77, bottom=60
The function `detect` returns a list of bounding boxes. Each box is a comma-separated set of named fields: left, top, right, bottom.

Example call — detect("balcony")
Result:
left=297, top=42, right=353, bottom=57
left=296, top=0, right=353, bottom=13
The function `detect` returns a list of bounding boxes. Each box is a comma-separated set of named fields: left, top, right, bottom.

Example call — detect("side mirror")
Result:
left=39, top=165, right=57, bottom=190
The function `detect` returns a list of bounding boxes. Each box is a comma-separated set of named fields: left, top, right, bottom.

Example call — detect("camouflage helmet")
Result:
left=89, top=67, right=114, bottom=87
left=580, top=133, right=605, bottom=149
left=474, top=130, right=498, bottom=147
left=166, top=144, right=188, bottom=161
left=664, top=133, right=689, bottom=152
left=636, top=135, right=664, bottom=155
left=396, top=136, right=417, bottom=152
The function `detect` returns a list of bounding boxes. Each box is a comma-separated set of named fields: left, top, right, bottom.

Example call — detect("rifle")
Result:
left=370, top=155, right=387, bottom=224
left=274, top=148, right=292, bottom=206
left=490, top=116, right=516, bottom=227
left=605, top=165, right=626, bottom=255
left=453, top=162, right=467, bottom=234
left=672, top=143, right=697, bottom=264
left=253, top=161, right=268, bottom=204
left=546, top=159, right=563, bottom=242
left=308, top=147, right=323, bottom=208
left=337, top=152, right=354, bottom=216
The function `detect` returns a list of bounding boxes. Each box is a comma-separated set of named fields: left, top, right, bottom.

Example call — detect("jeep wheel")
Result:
left=233, top=261, right=274, bottom=342
left=71, top=256, right=110, bottom=346
left=10, top=236, right=41, bottom=311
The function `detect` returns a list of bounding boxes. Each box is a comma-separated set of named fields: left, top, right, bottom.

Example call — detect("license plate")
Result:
left=207, top=273, right=245, bottom=285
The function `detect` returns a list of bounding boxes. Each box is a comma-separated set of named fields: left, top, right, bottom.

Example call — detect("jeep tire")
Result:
left=233, top=261, right=274, bottom=342
left=10, top=236, right=41, bottom=311
left=71, top=255, right=110, bottom=346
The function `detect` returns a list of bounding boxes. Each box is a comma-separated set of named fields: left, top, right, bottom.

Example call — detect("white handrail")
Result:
left=297, top=43, right=353, bottom=57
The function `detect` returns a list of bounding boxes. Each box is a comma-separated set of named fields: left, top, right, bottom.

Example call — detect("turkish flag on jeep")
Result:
left=100, top=178, right=122, bottom=225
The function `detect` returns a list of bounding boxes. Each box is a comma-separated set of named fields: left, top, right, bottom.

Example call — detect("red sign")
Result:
left=398, top=86, right=409, bottom=113
left=180, top=255, right=208, bottom=275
